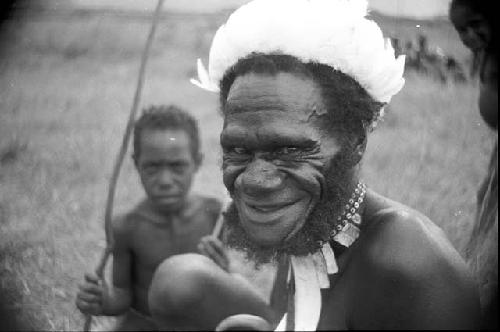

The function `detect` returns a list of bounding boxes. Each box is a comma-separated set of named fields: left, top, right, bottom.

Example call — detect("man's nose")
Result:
left=239, top=159, right=285, bottom=197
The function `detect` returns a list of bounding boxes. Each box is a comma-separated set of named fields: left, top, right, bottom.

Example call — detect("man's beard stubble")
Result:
left=224, top=155, right=357, bottom=265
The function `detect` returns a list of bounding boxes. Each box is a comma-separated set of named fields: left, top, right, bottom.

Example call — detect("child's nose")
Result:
left=157, top=170, right=175, bottom=188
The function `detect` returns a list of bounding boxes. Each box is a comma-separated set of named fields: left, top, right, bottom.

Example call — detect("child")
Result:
left=450, top=0, right=497, bottom=330
left=75, top=105, right=222, bottom=331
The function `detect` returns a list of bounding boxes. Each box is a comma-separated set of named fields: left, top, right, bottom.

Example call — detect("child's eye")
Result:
left=144, top=164, right=159, bottom=173
left=169, top=163, right=186, bottom=172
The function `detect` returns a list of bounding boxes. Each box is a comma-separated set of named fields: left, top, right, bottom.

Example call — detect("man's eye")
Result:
left=228, top=147, right=249, bottom=155
left=276, top=146, right=301, bottom=155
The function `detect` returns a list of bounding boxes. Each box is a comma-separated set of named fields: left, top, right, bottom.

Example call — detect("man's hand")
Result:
left=75, top=273, right=107, bottom=316
left=198, top=235, right=230, bottom=272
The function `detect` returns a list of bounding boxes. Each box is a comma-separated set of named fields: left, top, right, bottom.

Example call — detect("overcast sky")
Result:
left=71, top=0, right=452, bottom=18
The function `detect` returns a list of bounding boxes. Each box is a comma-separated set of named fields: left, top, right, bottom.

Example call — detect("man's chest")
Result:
left=315, top=281, right=350, bottom=330
left=227, top=249, right=353, bottom=330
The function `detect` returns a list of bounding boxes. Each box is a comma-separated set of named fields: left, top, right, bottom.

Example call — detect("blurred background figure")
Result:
left=402, top=33, right=467, bottom=84
left=390, top=36, right=403, bottom=57
left=449, top=0, right=498, bottom=330
left=414, top=33, right=450, bottom=83
left=415, top=34, right=431, bottom=73
left=444, top=56, right=467, bottom=83
left=403, top=39, right=418, bottom=70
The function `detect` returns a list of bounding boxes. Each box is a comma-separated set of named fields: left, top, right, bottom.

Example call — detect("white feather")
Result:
left=191, top=0, right=405, bottom=105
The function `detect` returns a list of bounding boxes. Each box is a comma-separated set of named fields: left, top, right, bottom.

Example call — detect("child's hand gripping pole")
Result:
left=83, top=1, right=164, bottom=330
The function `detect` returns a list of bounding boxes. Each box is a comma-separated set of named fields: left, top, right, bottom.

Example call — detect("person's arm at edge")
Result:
left=101, top=216, right=133, bottom=316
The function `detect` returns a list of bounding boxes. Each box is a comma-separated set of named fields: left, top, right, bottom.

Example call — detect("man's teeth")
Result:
left=253, top=205, right=274, bottom=212
left=250, top=203, right=289, bottom=212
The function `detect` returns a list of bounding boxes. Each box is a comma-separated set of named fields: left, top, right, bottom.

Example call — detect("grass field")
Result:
left=0, top=8, right=496, bottom=330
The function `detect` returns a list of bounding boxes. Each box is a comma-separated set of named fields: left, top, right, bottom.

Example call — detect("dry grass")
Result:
left=0, top=10, right=496, bottom=331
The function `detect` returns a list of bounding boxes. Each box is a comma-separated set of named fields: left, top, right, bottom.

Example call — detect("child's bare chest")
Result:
left=132, top=213, right=214, bottom=271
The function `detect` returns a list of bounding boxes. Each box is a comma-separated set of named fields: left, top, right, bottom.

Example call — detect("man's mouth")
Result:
left=238, top=197, right=305, bottom=225
left=246, top=201, right=295, bottom=213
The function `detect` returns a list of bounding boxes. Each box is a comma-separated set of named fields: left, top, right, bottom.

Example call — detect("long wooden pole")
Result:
left=83, top=1, right=165, bottom=330
left=211, top=195, right=232, bottom=239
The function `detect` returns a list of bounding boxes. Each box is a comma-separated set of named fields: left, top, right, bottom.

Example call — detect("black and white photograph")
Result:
left=0, top=0, right=497, bottom=330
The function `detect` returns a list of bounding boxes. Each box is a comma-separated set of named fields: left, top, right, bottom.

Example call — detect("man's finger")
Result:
left=203, top=237, right=230, bottom=267
left=206, top=237, right=229, bottom=259
left=198, top=241, right=214, bottom=259
left=201, top=242, right=229, bottom=271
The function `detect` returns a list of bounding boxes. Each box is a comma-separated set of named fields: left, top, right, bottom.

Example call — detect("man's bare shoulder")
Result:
left=357, top=190, right=471, bottom=282
left=345, top=190, right=480, bottom=329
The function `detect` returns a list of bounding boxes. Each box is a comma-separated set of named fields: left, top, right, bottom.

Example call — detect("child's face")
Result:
left=136, top=129, right=200, bottom=213
left=450, top=4, right=491, bottom=51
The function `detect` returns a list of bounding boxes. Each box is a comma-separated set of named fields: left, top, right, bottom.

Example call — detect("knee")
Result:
left=148, top=253, right=219, bottom=316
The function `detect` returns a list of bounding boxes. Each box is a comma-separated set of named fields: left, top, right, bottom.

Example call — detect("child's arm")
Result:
left=76, top=217, right=133, bottom=316
left=101, top=217, right=133, bottom=315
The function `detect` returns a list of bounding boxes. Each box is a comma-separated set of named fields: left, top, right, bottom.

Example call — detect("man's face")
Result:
left=450, top=5, right=491, bottom=51
left=221, top=72, right=342, bottom=247
left=136, top=129, right=199, bottom=213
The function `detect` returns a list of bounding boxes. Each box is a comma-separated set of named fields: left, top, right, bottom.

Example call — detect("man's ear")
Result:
left=350, top=133, right=367, bottom=166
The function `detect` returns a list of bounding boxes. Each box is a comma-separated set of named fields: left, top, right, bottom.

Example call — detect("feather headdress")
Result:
left=191, top=0, right=405, bottom=104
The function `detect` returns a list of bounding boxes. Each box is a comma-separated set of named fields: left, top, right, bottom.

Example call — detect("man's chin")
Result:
left=224, top=204, right=320, bottom=264
left=236, top=203, right=311, bottom=247
left=242, top=229, right=284, bottom=248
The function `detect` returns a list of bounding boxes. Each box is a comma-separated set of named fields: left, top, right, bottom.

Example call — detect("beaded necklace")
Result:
left=330, top=182, right=366, bottom=247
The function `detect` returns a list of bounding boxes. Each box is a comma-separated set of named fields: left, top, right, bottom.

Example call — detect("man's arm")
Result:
left=350, top=210, right=481, bottom=330
left=101, top=216, right=133, bottom=316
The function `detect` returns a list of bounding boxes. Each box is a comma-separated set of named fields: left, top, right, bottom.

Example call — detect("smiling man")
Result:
left=147, top=0, right=480, bottom=330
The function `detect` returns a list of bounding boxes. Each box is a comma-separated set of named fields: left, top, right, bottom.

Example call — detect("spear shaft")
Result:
left=83, top=1, right=164, bottom=330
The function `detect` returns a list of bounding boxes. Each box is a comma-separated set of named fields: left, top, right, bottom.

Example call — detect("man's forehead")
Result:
left=225, top=72, right=327, bottom=118
left=223, top=111, right=319, bottom=137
